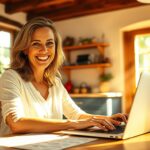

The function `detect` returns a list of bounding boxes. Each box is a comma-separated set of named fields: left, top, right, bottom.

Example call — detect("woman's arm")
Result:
left=6, top=113, right=120, bottom=134
left=6, top=113, right=73, bottom=134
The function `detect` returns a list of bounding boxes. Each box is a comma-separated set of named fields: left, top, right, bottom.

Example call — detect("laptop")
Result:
left=57, top=72, right=150, bottom=139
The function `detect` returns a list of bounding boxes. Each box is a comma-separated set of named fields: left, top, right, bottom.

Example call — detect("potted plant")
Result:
left=99, top=73, right=113, bottom=92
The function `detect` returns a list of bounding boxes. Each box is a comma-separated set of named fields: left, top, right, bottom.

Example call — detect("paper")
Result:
left=0, top=133, right=97, bottom=150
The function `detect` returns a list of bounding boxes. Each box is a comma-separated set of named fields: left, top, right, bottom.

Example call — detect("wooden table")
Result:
left=0, top=133, right=150, bottom=150
left=67, top=133, right=150, bottom=150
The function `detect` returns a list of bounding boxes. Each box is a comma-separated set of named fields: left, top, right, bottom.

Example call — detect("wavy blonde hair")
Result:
left=11, top=17, right=65, bottom=85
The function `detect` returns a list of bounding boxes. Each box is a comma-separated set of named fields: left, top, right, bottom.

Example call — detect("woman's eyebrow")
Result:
left=31, top=40, right=41, bottom=42
left=31, top=39, right=54, bottom=42
left=47, top=39, right=54, bottom=42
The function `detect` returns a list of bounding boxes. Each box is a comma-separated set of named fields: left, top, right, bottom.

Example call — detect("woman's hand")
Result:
left=73, top=113, right=128, bottom=131
left=70, top=116, right=117, bottom=131
left=109, top=113, right=128, bottom=124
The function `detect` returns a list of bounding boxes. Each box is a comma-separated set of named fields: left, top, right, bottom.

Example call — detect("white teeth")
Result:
left=36, top=56, right=49, bottom=61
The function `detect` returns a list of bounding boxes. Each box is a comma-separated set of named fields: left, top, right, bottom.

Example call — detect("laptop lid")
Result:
left=123, top=72, right=150, bottom=139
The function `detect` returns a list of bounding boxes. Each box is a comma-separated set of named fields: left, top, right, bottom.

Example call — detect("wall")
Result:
left=0, top=4, right=26, bottom=29
left=55, top=5, right=150, bottom=92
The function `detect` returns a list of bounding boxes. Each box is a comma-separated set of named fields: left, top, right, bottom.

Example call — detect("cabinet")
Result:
left=71, top=93, right=122, bottom=115
left=62, top=42, right=111, bottom=80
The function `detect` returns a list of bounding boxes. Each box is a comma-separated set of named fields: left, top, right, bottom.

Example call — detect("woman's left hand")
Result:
left=91, top=113, right=128, bottom=127
left=109, top=113, right=128, bottom=124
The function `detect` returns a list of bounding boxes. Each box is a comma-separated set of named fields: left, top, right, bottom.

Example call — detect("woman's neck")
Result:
left=33, top=69, right=45, bottom=83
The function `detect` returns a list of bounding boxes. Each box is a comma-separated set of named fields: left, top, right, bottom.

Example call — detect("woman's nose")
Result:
left=40, top=45, right=48, bottom=52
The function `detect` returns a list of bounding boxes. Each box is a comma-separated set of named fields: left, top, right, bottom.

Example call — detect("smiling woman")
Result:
left=0, top=17, right=127, bottom=136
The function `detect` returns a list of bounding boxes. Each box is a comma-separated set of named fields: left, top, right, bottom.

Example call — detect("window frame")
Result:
left=123, top=27, right=150, bottom=113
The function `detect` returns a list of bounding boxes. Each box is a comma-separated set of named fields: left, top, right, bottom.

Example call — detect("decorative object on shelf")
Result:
left=80, top=82, right=90, bottom=94
left=76, top=54, right=91, bottom=65
left=63, top=36, right=75, bottom=46
left=100, top=73, right=113, bottom=82
left=78, top=37, right=97, bottom=45
left=99, top=73, right=113, bottom=93
left=73, top=87, right=80, bottom=94
left=64, top=80, right=73, bottom=93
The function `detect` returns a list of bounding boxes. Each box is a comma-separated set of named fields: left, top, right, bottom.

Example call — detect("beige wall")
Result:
left=0, top=3, right=150, bottom=93
left=55, top=5, right=150, bottom=92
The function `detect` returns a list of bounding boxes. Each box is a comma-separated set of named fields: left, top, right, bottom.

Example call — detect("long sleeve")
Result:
left=0, top=70, right=25, bottom=123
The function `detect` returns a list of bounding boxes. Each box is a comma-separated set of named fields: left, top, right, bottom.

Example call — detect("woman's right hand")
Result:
left=69, top=116, right=116, bottom=131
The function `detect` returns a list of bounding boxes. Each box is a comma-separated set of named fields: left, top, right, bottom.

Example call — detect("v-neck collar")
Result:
left=29, top=82, right=51, bottom=102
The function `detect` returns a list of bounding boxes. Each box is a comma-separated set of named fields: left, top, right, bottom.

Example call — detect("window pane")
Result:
left=0, top=31, right=11, bottom=48
left=0, top=30, right=11, bottom=74
left=135, top=34, right=150, bottom=85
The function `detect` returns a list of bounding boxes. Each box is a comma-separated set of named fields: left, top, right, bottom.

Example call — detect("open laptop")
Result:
left=58, top=72, right=150, bottom=139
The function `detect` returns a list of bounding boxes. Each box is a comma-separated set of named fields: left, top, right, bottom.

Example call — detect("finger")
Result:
left=120, top=114, right=128, bottom=123
left=104, top=119, right=116, bottom=130
left=109, top=118, right=121, bottom=126
left=89, top=119, right=108, bottom=131
left=113, top=113, right=128, bottom=123
left=95, top=119, right=116, bottom=130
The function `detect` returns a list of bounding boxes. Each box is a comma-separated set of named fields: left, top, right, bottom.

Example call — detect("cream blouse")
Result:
left=0, top=69, right=85, bottom=136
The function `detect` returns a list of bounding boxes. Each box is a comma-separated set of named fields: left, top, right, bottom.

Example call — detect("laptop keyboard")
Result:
left=87, top=124, right=126, bottom=134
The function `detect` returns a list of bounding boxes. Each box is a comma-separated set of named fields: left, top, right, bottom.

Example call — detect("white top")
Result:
left=0, top=69, right=85, bottom=136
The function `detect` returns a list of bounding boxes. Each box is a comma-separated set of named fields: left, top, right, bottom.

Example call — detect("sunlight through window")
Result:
left=0, top=30, right=11, bottom=74
left=135, top=34, right=150, bottom=85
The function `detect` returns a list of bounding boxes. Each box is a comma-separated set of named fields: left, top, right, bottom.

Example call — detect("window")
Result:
left=0, top=29, right=12, bottom=74
left=135, top=34, right=150, bottom=84
left=123, top=28, right=150, bottom=113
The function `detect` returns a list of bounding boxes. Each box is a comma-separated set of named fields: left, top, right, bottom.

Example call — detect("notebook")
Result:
left=58, top=72, right=150, bottom=139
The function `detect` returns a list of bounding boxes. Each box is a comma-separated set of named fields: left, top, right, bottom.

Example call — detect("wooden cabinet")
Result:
left=62, top=42, right=111, bottom=80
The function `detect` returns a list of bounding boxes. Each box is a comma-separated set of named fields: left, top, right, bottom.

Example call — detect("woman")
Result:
left=0, top=17, right=127, bottom=136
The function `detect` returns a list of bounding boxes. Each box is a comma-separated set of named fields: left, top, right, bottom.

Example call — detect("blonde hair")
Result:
left=11, top=17, right=65, bottom=85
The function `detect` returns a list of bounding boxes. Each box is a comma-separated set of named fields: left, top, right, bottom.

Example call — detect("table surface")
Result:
left=0, top=133, right=150, bottom=150
left=67, top=133, right=150, bottom=150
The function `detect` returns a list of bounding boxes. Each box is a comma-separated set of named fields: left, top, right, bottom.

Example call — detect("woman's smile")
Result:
left=36, top=55, right=50, bottom=61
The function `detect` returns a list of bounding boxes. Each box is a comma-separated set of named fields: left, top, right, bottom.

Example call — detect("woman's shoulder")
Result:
left=54, top=77, right=62, bottom=86
left=0, top=69, right=21, bottom=81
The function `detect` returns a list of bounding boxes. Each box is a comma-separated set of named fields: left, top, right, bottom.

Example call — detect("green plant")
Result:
left=100, top=73, right=113, bottom=82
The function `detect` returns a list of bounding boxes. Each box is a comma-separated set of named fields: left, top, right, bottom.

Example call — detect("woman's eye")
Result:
left=46, top=42, right=54, bottom=48
left=31, top=42, right=41, bottom=47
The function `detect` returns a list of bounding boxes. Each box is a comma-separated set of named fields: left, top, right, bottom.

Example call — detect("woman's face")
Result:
left=26, top=27, right=56, bottom=72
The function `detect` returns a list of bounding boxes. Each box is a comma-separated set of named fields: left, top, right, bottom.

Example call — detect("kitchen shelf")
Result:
left=63, top=63, right=111, bottom=70
left=63, top=42, right=110, bottom=80
left=63, top=42, right=109, bottom=51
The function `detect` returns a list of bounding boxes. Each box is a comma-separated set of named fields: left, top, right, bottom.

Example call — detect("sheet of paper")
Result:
left=0, top=133, right=98, bottom=150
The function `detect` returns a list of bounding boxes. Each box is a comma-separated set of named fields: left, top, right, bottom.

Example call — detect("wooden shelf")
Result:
left=63, top=63, right=111, bottom=70
left=70, top=92, right=122, bottom=98
left=63, top=42, right=109, bottom=51
left=63, top=42, right=110, bottom=80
